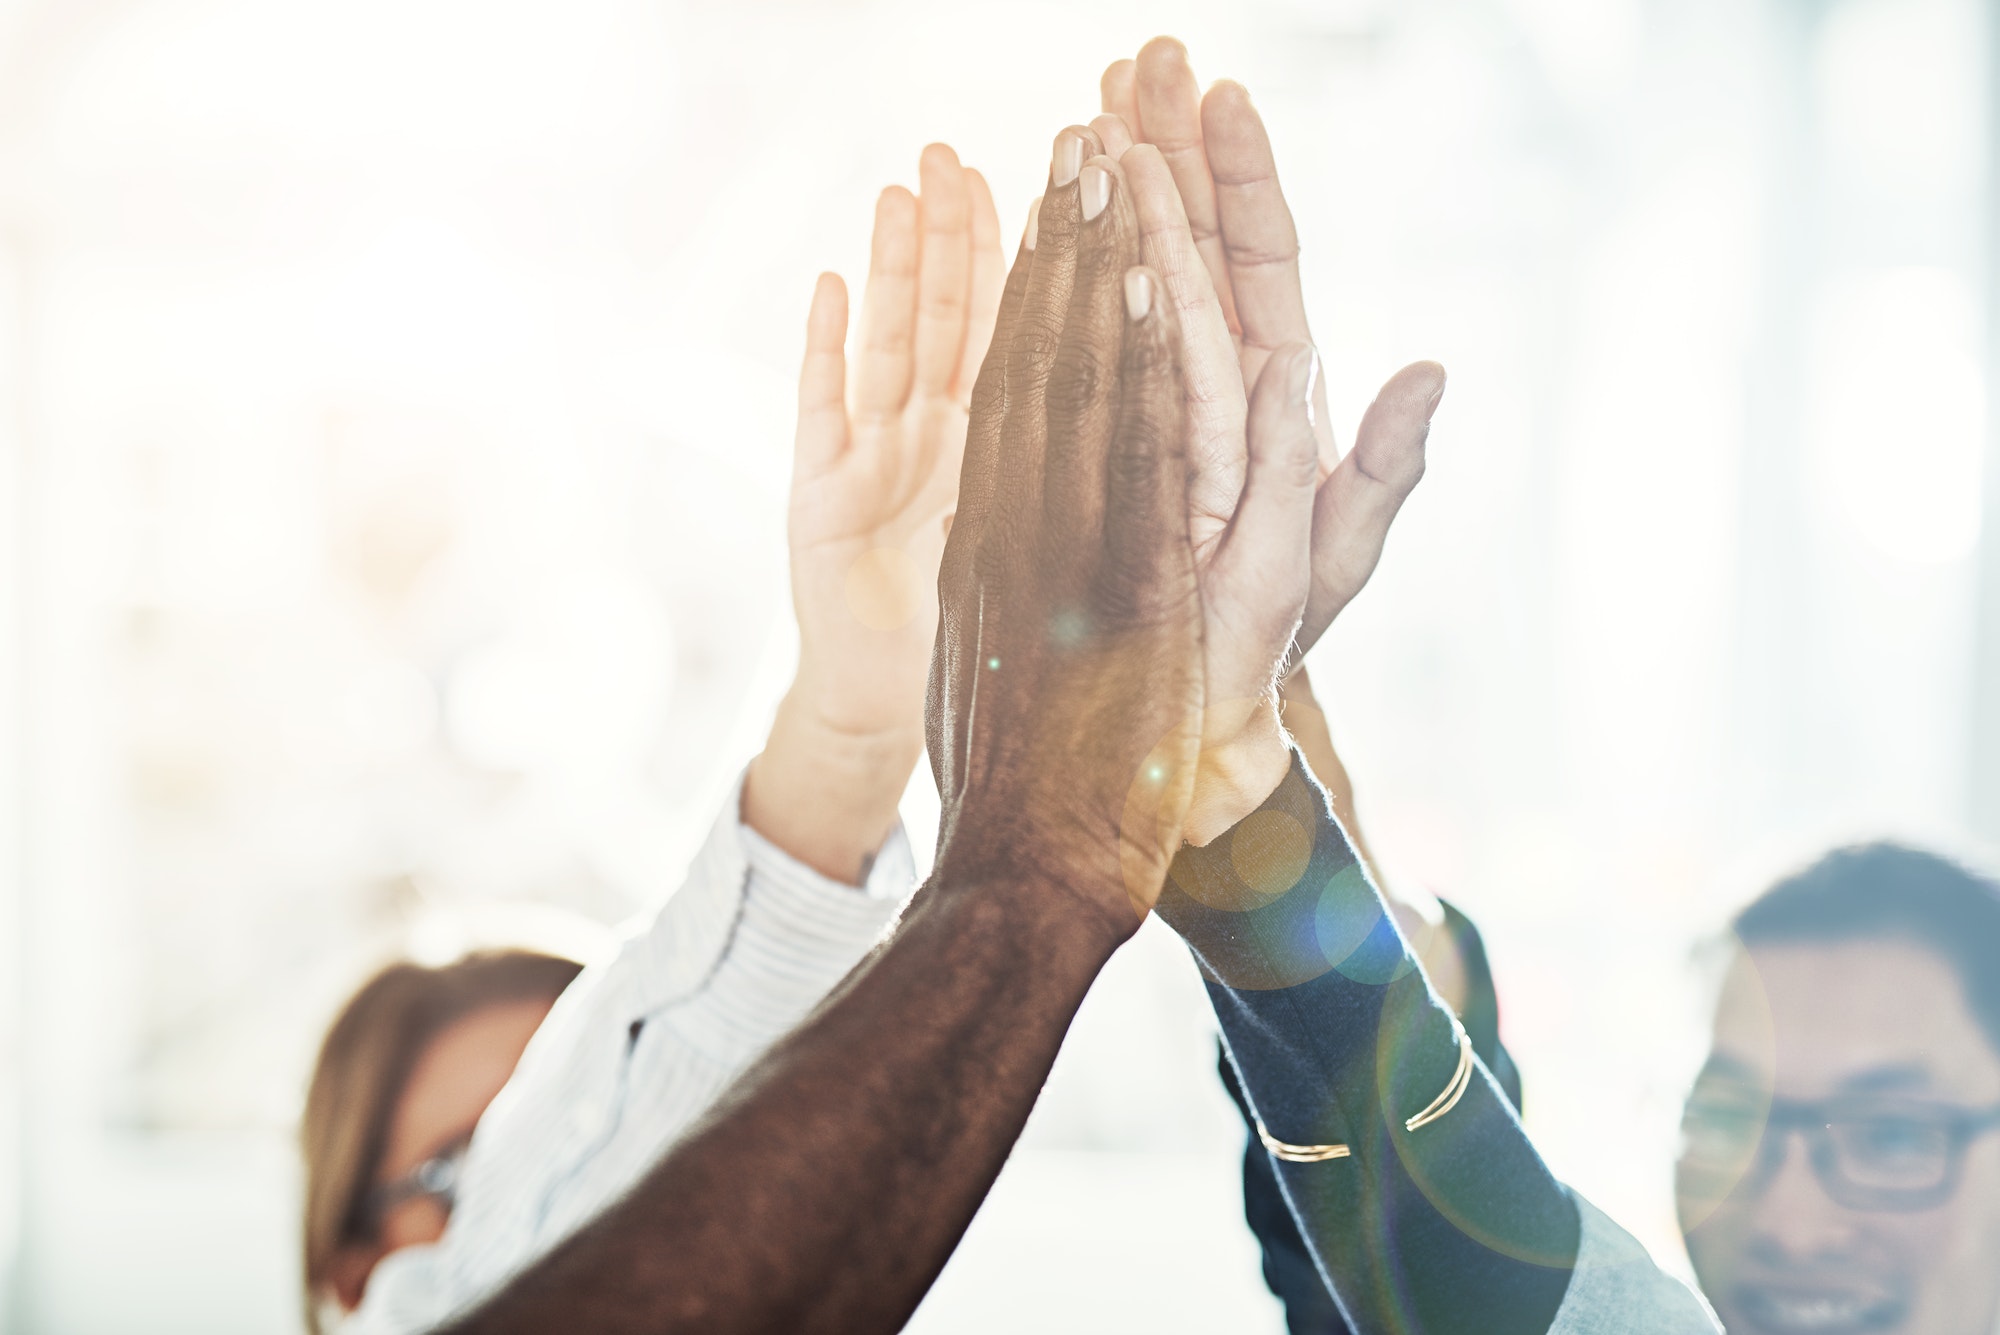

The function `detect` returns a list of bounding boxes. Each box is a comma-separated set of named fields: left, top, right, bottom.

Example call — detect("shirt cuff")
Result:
left=627, top=769, right=913, bottom=1029
left=737, top=804, right=916, bottom=903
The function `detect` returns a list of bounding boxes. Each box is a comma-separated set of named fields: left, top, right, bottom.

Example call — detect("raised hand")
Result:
left=1097, top=39, right=1446, bottom=838
left=746, top=144, right=1004, bottom=881
left=452, top=139, right=1207, bottom=1335
left=1009, top=125, right=1316, bottom=846
left=928, top=129, right=1200, bottom=929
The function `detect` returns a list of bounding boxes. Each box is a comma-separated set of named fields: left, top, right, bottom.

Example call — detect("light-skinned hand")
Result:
left=746, top=144, right=1005, bottom=882
left=1097, top=38, right=1447, bottom=841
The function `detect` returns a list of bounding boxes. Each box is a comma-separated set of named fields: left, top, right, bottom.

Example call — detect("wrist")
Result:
left=774, top=674, right=924, bottom=763
left=931, top=831, right=1149, bottom=948
left=919, top=864, right=1134, bottom=969
left=1279, top=662, right=1319, bottom=708
left=1183, top=701, right=1291, bottom=848
left=744, top=687, right=924, bottom=885
left=1160, top=750, right=1396, bottom=993
left=786, top=648, right=928, bottom=747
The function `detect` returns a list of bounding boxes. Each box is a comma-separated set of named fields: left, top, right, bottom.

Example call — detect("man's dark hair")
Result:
left=1735, top=841, right=2000, bottom=1057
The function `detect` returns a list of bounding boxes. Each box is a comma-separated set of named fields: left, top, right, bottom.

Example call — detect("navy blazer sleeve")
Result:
left=1221, top=901, right=1522, bottom=1334
left=1155, top=750, right=1579, bottom=1335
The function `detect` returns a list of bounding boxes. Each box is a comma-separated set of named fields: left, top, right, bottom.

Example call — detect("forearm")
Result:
left=446, top=875, right=1120, bottom=1335
left=743, top=684, right=921, bottom=884
left=1276, top=668, right=1374, bottom=872
left=1159, top=752, right=1578, bottom=1334
left=1222, top=896, right=1527, bottom=1335
left=1276, top=666, right=1468, bottom=1012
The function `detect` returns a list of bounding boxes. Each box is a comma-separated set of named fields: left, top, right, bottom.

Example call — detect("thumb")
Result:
left=1297, top=359, right=1444, bottom=652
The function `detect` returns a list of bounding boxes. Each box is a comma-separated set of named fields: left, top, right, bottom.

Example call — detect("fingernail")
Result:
left=1025, top=197, right=1041, bottom=251
left=1124, top=268, right=1152, bottom=320
left=1053, top=130, right=1086, bottom=186
left=1080, top=163, right=1110, bottom=221
left=1300, top=348, right=1322, bottom=429
left=1423, top=366, right=1448, bottom=416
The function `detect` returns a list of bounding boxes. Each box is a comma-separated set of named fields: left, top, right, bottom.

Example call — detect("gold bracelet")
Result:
left=1254, top=1024, right=1475, bottom=1164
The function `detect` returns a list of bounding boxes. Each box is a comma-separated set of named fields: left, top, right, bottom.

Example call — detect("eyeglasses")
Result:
left=1680, top=1091, right=2000, bottom=1212
left=358, top=1135, right=471, bottom=1238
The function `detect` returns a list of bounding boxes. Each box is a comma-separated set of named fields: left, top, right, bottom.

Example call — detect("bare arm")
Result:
left=447, top=875, right=1121, bottom=1332
left=447, top=135, right=1204, bottom=1334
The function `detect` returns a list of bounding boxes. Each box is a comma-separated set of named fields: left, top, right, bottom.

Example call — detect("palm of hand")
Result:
left=789, top=391, right=966, bottom=736
left=788, top=151, right=1003, bottom=743
left=1102, top=43, right=1442, bottom=667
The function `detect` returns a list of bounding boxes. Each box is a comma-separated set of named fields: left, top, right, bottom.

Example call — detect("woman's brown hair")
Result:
left=300, top=949, right=583, bottom=1331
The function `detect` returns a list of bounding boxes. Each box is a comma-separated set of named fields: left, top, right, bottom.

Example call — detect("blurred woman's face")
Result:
left=330, top=996, right=556, bottom=1310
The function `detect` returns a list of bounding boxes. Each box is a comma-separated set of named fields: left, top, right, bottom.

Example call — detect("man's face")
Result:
left=1679, top=938, right=2000, bottom=1335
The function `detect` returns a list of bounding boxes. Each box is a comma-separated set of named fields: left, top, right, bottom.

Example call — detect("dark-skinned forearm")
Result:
left=444, top=875, right=1122, bottom=1335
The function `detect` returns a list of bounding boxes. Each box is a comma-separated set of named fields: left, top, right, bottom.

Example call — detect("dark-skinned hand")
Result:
left=927, top=129, right=1201, bottom=930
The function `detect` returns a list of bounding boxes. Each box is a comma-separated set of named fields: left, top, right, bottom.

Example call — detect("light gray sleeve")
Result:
left=1549, top=1193, right=1721, bottom=1334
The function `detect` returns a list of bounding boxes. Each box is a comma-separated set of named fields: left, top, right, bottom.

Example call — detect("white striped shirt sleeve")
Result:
left=346, top=773, right=914, bottom=1334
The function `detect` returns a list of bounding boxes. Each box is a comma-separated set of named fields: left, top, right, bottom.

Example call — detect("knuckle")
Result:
left=869, top=325, right=915, bottom=357
left=1221, top=234, right=1299, bottom=269
left=1106, top=424, right=1167, bottom=498
left=920, top=288, right=968, bottom=318
left=1007, top=312, right=1064, bottom=370
left=1279, top=438, right=1321, bottom=489
left=1048, top=340, right=1115, bottom=420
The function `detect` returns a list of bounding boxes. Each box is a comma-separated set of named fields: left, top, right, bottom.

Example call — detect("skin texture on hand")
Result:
left=745, top=145, right=1005, bottom=883
left=1014, top=126, right=1323, bottom=850
left=443, top=132, right=1198, bottom=1335
left=1098, top=39, right=1448, bottom=840
left=928, top=128, right=1202, bottom=931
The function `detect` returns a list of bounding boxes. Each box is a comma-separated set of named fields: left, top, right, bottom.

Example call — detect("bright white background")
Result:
left=1, top=0, right=1999, bottom=1329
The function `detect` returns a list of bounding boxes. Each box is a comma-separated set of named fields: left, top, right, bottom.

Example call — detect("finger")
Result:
left=1298, top=361, right=1445, bottom=652
left=1100, top=57, right=1142, bottom=135
left=853, top=185, right=921, bottom=421
left=1097, top=266, right=1192, bottom=630
left=991, top=126, right=1100, bottom=534
left=1207, top=344, right=1319, bottom=663
left=1044, top=155, right=1140, bottom=561
left=1120, top=145, right=1245, bottom=545
left=1134, top=36, right=1238, bottom=332
left=952, top=167, right=1006, bottom=401
left=794, top=272, right=849, bottom=476
left=1090, top=112, right=1135, bottom=160
left=913, top=143, right=973, bottom=400
left=1200, top=81, right=1311, bottom=354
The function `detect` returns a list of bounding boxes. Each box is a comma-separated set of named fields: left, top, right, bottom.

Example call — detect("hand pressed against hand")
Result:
left=1097, top=39, right=1447, bottom=838
left=1059, top=107, right=1323, bottom=845
left=928, top=129, right=1200, bottom=933
left=746, top=144, right=1005, bottom=882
